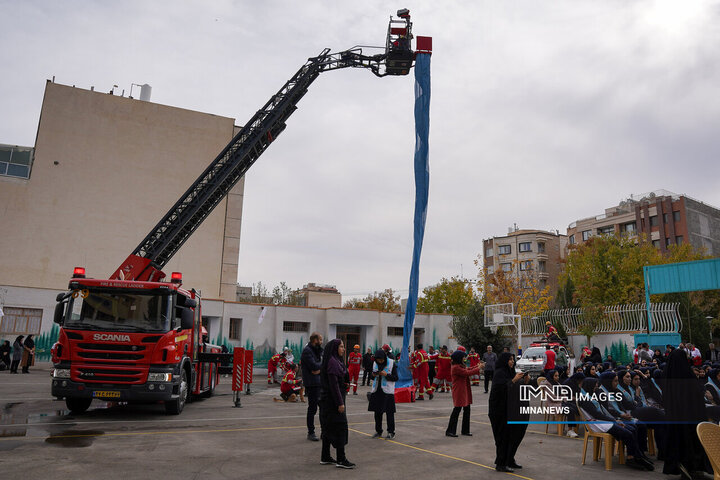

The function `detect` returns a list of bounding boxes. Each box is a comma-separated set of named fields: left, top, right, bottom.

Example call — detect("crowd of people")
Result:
left=265, top=331, right=717, bottom=476
left=0, top=335, right=35, bottom=373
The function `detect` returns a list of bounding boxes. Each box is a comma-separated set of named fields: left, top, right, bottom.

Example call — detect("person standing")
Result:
left=507, top=371, right=530, bottom=468
left=361, top=348, right=373, bottom=386
left=543, top=345, right=556, bottom=375
left=10, top=336, right=23, bottom=374
left=427, top=345, right=438, bottom=384
left=301, top=332, right=323, bottom=441
left=706, top=343, right=720, bottom=363
left=21, top=334, right=35, bottom=374
left=488, top=352, right=524, bottom=473
left=368, top=349, right=397, bottom=439
left=482, top=345, right=497, bottom=394
left=319, top=339, right=354, bottom=469
left=412, top=344, right=433, bottom=400
left=467, top=347, right=481, bottom=386
left=446, top=349, right=483, bottom=437
left=428, top=346, right=451, bottom=394
left=662, top=348, right=710, bottom=478
left=0, top=340, right=11, bottom=371
left=347, top=345, right=362, bottom=395
left=554, top=346, right=568, bottom=370
left=267, top=350, right=287, bottom=384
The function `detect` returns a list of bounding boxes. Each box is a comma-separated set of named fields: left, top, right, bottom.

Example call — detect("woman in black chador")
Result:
left=488, top=352, right=524, bottom=472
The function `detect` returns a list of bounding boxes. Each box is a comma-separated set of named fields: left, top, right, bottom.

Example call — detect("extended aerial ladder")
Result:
left=112, top=9, right=432, bottom=282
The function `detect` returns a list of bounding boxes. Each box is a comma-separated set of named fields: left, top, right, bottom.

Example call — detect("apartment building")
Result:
left=567, top=190, right=720, bottom=255
left=482, top=228, right=568, bottom=293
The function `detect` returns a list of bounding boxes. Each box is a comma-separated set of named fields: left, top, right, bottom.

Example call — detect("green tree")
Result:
left=343, top=288, right=401, bottom=312
left=416, top=276, right=476, bottom=315
left=451, top=301, right=510, bottom=352
left=251, top=281, right=271, bottom=304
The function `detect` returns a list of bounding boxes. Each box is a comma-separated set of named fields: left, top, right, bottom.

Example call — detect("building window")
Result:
left=229, top=318, right=242, bottom=340
left=673, top=211, right=681, bottom=222
left=487, top=265, right=495, bottom=275
left=498, top=245, right=511, bottom=255
left=0, top=145, right=34, bottom=179
left=582, top=230, right=592, bottom=241
left=537, top=242, right=545, bottom=253
left=0, top=307, right=42, bottom=334
left=539, top=279, right=547, bottom=289
left=486, top=247, right=493, bottom=257
left=538, top=261, right=547, bottom=272
left=501, top=263, right=512, bottom=272
left=283, top=321, right=309, bottom=333
left=663, top=213, right=669, bottom=223
left=387, top=326, right=404, bottom=336
left=652, top=239, right=660, bottom=248
left=519, top=242, right=532, bottom=252
left=569, top=235, right=576, bottom=245
left=676, top=235, right=684, bottom=245
left=519, top=260, right=532, bottom=271
left=649, top=215, right=658, bottom=227
left=623, top=222, right=636, bottom=233
left=597, top=226, right=614, bottom=235
left=665, top=237, right=672, bottom=247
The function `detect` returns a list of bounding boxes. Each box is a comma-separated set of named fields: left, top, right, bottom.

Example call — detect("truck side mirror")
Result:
left=180, top=308, right=194, bottom=330
left=54, top=302, right=65, bottom=325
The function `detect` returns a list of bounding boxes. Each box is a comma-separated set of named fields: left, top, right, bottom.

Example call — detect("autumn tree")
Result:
left=272, top=282, right=305, bottom=306
left=343, top=288, right=401, bottom=312
left=561, top=235, right=714, bottom=344
left=416, top=276, right=476, bottom=315
left=475, top=257, right=553, bottom=321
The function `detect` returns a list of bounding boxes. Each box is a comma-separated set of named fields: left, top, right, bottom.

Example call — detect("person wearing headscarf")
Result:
left=445, top=349, right=482, bottom=437
left=368, top=349, right=398, bottom=439
left=583, top=363, right=597, bottom=379
left=598, top=371, right=649, bottom=456
left=662, top=348, right=710, bottom=478
left=703, top=368, right=720, bottom=422
left=10, top=335, right=24, bottom=374
left=589, top=347, right=602, bottom=364
left=488, top=352, right=524, bottom=472
left=20, top=334, right=35, bottom=373
left=319, top=339, right=354, bottom=469
left=562, top=372, right=585, bottom=438
left=577, top=378, right=653, bottom=471
left=506, top=370, right=530, bottom=470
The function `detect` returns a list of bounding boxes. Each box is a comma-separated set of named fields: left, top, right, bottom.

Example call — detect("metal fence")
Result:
left=516, top=303, right=681, bottom=336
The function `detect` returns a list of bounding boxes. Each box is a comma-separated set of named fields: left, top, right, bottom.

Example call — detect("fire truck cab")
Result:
left=51, top=268, right=218, bottom=414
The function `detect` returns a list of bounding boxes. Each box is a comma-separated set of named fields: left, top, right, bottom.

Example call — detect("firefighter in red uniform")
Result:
left=428, top=345, right=452, bottom=394
left=545, top=321, right=560, bottom=343
left=274, top=363, right=304, bottom=402
left=467, top=347, right=481, bottom=386
left=348, top=344, right=363, bottom=395
left=411, top=343, right=433, bottom=400
left=267, top=351, right=287, bottom=384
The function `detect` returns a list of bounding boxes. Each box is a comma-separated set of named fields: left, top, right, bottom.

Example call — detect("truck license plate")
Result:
left=92, top=391, right=121, bottom=399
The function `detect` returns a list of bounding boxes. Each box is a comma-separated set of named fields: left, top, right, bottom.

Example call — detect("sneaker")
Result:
left=336, top=459, right=356, bottom=469
left=386, top=432, right=395, bottom=439
left=320, top=457, right=336, bottom=465
left=307, top=433, right=319, bottom=441
left=566, top=430, right=578, bottom=438
left=428, top=392, right=433, bottom=400
left=371, top=432, right=382, bottom=439
left=353, top=392, right=357, bottom=395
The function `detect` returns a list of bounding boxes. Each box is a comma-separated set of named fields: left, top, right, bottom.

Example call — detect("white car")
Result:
left=516, top=345, right=573, bottom=379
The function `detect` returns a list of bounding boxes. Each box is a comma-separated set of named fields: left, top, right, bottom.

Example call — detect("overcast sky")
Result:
left=2, top=1, right=719, bottom=300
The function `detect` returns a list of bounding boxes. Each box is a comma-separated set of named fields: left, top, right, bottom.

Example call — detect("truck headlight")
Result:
left=53, top=369, right=71, bottom=378
left=147, top=373, right=173, bottom=382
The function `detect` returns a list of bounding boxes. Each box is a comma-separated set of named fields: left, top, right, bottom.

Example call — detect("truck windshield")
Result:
left=65, top=289, right=173, bottom=333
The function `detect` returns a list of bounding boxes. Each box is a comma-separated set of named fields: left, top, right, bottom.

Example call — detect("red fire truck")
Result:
left=50, top=10, right=431, bottom=415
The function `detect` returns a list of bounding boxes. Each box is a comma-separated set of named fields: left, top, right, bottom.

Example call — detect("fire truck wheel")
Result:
left=66, top=397, right=92, bottom=414
left=165, top=369, right=188, bottom=415
left=203, top=371, right=216, bottom=398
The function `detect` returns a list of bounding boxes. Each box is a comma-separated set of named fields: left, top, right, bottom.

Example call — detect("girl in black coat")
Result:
left=319, top=339, right=354, bottom=469
left=488, top=352, right=524, bottom=473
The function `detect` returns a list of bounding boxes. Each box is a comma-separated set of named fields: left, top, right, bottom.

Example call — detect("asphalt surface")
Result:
left=0, top=363, right=686, bottom=479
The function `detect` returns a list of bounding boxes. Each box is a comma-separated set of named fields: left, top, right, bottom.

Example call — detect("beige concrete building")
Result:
left=299, top=283, right=342, bottom=308
left=0, top=81, right=244, bottom=301
left=482, top=228, right=568, bottom=294
left=567, top=190, right=720, bottom=255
